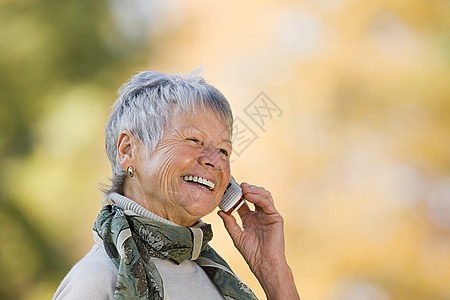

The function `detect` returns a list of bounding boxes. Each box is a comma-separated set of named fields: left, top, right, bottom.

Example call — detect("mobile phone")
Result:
left=219, top=179, right=246, bottom=215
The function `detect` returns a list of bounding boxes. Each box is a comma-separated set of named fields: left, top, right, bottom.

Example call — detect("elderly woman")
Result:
left=54, top=71, right=300, bottom=300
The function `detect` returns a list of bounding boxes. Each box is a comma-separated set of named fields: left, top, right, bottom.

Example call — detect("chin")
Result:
left=183, top=197, right=219, bottom=218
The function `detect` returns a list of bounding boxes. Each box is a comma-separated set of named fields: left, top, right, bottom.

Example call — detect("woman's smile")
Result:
left=181, top=175, right=216, bottom=191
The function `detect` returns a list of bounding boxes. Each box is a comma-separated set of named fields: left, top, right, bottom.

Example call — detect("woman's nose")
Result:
left=198, top=145, right=222, bottom=170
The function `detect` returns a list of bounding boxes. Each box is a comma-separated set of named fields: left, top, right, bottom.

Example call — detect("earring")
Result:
left=127, top=166, right=134, bottom=177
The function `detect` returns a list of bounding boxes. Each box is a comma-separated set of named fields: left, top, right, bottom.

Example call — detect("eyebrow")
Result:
left=221, top=138, right=232, bottom=146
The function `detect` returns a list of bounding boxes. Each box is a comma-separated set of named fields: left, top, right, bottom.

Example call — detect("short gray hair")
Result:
left=104, top=70, right=233, bottom=195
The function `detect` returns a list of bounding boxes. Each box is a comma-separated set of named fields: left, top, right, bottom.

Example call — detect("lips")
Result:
left=182, top=175, right=215, bottom=190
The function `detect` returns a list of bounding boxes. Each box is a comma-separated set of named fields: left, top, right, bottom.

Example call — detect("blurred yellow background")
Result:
left=1, top=0, right=449, bottom=299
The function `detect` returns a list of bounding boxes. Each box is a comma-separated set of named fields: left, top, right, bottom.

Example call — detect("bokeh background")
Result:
left=1, top=0, right=449, bottom=299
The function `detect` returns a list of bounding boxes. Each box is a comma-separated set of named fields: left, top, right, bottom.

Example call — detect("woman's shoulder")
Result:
left=53, top=244, right=117, bottom=300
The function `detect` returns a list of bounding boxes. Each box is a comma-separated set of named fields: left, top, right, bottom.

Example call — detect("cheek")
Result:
left=223, top=159, right=231, bottom=174
left=153, top=143, right=180, bottom=196
left=218, top=160, right=231, bottom=191
left=221, top=155, right=231, bottom=173
left=155, top=143, right=196, bottom=196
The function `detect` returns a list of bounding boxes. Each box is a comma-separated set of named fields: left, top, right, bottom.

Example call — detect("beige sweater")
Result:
left=53, top=193, right=225, bottom=300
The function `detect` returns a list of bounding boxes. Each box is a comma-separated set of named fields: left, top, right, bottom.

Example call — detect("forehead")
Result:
left=168, top=107, right=231, bottom=137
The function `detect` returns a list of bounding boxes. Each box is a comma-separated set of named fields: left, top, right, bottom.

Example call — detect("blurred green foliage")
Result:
left=0, top=1, right=148, bottom=299
left=1, top=0, right=449, bottom=299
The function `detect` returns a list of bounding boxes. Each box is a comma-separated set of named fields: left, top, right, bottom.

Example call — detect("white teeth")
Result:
left=183, top=175, right=215, bottom=190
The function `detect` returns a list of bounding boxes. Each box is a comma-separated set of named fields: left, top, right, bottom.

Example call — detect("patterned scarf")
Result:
left=93, top=205, right=258, bottom=300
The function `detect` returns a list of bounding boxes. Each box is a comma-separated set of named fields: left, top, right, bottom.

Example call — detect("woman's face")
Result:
left=129, top=108, right=232, bottom=226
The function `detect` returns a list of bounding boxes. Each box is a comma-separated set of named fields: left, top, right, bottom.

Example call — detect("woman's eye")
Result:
left=187, top=138, right=200, bottom=144
left=218, top=148, right=229, bottom=157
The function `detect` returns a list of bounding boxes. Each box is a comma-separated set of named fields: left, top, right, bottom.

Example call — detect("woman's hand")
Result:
left=218, top=182, right=300, bottom=300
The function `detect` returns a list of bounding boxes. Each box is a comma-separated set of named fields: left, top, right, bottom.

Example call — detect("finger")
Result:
left=243, top=192, right=278, bottom=215
left=236, top=200, right=251, bottom=219
left=244, top=190, right=274, bottom=206
left=242, top=185, right=274, bottom=205
left=241, top=182, right=272, bottom=197
left=217, top=210, right=242, bottom=241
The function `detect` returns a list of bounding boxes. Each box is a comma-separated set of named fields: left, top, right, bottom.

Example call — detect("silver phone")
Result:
left=219, top=179, right=245, bottom=215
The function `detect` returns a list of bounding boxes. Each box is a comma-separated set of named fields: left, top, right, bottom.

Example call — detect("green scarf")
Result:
left=93, top=205, right=258, bottom=300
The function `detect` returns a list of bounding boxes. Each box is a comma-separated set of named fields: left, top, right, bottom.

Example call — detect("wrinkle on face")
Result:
left=153, top=138, right=179, bottom=209
left=126, top=107, right=232, bottom=226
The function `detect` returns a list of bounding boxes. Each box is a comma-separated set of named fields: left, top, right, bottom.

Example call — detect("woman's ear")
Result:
left=117, top=130, right=136, bottom=171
